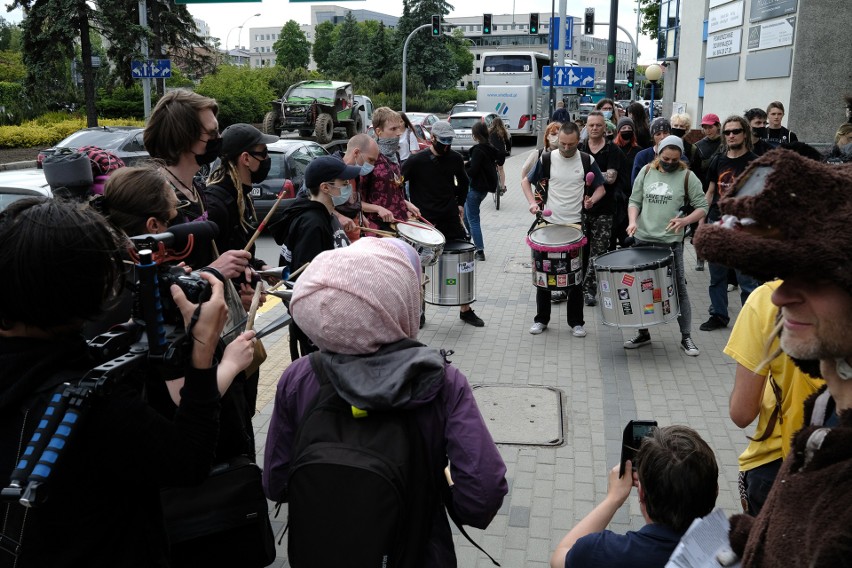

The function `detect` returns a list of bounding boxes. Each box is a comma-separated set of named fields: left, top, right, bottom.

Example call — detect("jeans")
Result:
left=743, top=459, right=782, bottom=516
left=635, top=239, right=691, bottom=336
left=463, top=188, right=488, bottom=251
left=708, top=263, right=759, bottom=324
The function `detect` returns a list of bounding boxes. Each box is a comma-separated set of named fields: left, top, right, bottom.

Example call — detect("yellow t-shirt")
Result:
left=723, top=281, right=824, bottom=471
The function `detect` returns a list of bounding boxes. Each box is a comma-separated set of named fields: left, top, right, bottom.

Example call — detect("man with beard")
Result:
left=522, top=121, right=605, bottom=337
left=403, top=120, right=484, bottom=327
left=699, top=116, right=760, bottom=332
left=693, top=150, right=852, bottom=567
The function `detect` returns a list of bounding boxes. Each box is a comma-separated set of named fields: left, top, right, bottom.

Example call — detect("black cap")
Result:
left=220, top=123, right=279, bottom=161
left=304, top=156, right=362, bottom=189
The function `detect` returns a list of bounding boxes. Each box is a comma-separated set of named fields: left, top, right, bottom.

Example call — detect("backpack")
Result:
left=535, top=149, right=593, bottom=205
left=285, top=352, right=437, bottom=567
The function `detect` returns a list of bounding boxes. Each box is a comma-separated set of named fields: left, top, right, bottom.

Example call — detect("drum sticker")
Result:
left=536, top=272, right=547, bottom=287
left=603, top=297, right=613, bottom=309
left=549, top=252, right=565, bottom=259
left=644, top=304, right=655, bottom=314
left=542, top=260, right=551, bottom=272
left=458, top=261, right=474, bottom=274
left=667, top=284, right=674, bottom=297
left=556, top=261, right=568, bottom=273
left=547, top=275, right=557, bottom=286
left=446, top=278, right=457, bottom=286
left=535, top=260, right=542, bottom=270
left=600, top=280, right=610, bottom=293
left=621, top=302, right=633, bottom=315
left=641, top=278, right=654, bottom=292
left=653, top=288, right=662, bottom=303
left=667, top=266, right=673, bottom=276
left=617, top=288, right=630, bottom=300
left=557, top=274, right=568, bottom=287
left=663, top=300, right=671, bottom=315
left=571, top=257, right=581, bottom=271
left=621, top=274, right=635, bottom=287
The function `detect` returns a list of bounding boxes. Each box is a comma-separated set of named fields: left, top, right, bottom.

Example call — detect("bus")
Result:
left=477, top=51, right=551, bottom=139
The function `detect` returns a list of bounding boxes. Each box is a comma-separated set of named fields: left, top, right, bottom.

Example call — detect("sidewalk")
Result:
left=252, top=148, right=748, bottom=567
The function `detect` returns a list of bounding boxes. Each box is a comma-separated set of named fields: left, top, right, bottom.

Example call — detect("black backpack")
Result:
left=535, top=149, right=593, bottom=205
left=286, top=352, right=437, bottom=567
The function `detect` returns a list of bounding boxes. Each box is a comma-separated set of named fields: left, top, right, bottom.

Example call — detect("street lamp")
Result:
left=645, top=63, right=663, bottom=121
left=237, top=13, right=262, bottom=52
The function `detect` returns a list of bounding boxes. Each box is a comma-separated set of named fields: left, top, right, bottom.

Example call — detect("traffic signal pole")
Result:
left=401, top=23, right=432, bottom=113
left=605, top=0, right=618, bottom=100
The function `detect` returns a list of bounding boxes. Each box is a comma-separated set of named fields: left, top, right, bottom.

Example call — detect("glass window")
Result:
left=482, top=54, right=533, bottom=73
left=287, top=146, right=313, bottom=186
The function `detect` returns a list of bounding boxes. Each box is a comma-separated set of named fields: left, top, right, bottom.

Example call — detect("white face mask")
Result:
left=548, top=135, right=559, bottom=147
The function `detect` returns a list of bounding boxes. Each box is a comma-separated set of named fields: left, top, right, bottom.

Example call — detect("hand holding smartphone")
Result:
left=619, top=420, right=658, bottom=478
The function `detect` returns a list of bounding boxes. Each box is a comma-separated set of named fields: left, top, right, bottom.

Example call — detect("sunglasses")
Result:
left=723, top=128, right=744, bottom=136
left=247, top=149, right=269, bottom=160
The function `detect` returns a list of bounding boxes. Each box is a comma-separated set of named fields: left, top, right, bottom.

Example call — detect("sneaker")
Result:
left=584, top=292, right=597, bottom=306
left=572, top=325, right=587, bottom=337
left=460, top=309, right=484, bottom=327
left=695, top=260, right=705, bottom=271
left=681, top=336, right=700, bottom=356
left=529, top=322, right=547, bottom=335
left=699, top=315, right=727, bottom=331
left=474, top=250, right=486, bottom=262
left=624, top=331, right=652, bottom=349
left=551, top=291, right=568, bottom=303
left=727, top=283, right=738, bottom=292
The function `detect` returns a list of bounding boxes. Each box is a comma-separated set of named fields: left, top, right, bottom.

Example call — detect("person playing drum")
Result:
left=521, top=121, right=607, bottom=338
left=624, top=135, right=708, bottom=356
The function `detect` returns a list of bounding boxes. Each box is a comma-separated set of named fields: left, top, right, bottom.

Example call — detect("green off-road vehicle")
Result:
left=263, top=80, right=364, bottom=144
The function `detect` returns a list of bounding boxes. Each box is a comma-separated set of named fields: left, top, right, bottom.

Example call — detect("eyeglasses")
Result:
left=247, top=149, right=269, bottom=160
left=723, top=128, right=744, bottom=136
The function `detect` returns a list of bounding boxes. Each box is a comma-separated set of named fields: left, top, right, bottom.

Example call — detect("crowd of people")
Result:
left=1, top=87, right=850, bottom=568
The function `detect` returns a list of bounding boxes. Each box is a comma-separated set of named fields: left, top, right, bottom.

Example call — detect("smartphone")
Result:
left=619, top=420, right=658, bottom=478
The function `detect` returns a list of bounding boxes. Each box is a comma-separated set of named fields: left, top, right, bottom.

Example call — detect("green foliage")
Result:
left=264, top=66, right=317, bottom=98
left=327, top=11, right=363, bottom=80
left=0, top=18, right=22, bottom=51
left=0, top=81, right=25, bottom=125
left=362, top=21, right=394, bottom=82
left=96, top=84, right=144, bottom=119
left=0, top=50, right=25, bottom=83
left=396, top=0, right=459, bottom=90
left=196, top=66, right=275, bottom=127
left=311, top=21, right=337, bottom=75
left=638, top=0, right=661, bottom=41
left=447, top=29, right=473, bottom=79
left=372, top=87, right=474, bottom=114
left=274, top=20, right=310, bottom=70
left=166, top=67, right=195, bottom=89
left=0, top=115, right=144, bottom=148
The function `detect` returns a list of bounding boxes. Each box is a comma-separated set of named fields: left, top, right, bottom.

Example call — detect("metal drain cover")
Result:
left=472, top=385, right=564, bottom=446
left=504, top=254, right=532, bottom=274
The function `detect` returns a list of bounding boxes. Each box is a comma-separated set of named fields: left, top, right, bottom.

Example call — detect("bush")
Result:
left=197, top=66, right=275, bottom=128
left=97, top=85, right=145, bottom=120
left=0, top=116, right=145, bottom=148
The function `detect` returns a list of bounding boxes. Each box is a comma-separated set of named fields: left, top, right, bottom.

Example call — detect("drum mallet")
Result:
left=244, top=188, right=288, bottom=252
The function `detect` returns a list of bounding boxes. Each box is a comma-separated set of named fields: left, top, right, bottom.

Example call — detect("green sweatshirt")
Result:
left=629, top=165, right=708, bottom=244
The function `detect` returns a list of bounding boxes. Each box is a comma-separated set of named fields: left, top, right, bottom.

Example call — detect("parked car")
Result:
left=447, top=111, right=499, bottom=158
left=404, top=112, right=439, bottom=149
left=577, top=103, right=597, bottom=122
left=0, top=169, right=52, bottom=211
left=37, top=126, right=147, bottom=169
left=249, top=139, right=329, bottom=220
left=449, top=103, right=477, bottom=116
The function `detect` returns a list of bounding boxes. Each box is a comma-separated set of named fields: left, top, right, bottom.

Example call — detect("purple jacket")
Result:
left=263, top=342, right=508, bottom=566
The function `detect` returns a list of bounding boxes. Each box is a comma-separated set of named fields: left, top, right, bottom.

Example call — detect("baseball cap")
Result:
left=220, top=123, right=279, bottom=161
left=430, top=121, right=455, bottom=144
left=304, top=156, right=362, bottom=189
left=701, top=113, right=721, bottom=126
left=650, top=117, right=671, bottom=135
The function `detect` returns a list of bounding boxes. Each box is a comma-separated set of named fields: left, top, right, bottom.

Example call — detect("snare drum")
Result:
left=593, top=247, right=680, bottom=328
left=526, top=224, right=587, bottom=290
left=396, top=221, right=445, bottom=267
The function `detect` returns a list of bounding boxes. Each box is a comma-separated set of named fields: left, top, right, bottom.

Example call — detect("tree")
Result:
left=363, top=21, right=393, bottom=81
left=312, top=20, right=337, bottom=74
left=196, top=65, right=275, bottom=127
left=448, top=28, right=473, bottom=80
left=327, top=11, right=363, bottom=79
left=637, top=0, right=661, bottom=41
left=396, top=0, right=459, bottom=90
left=274, top=20, right=310, bottom=70
left=0, top=18, right=23, bottom=51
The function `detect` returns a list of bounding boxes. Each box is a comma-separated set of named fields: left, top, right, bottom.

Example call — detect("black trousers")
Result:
left=534, top=285, right=584, bottom=327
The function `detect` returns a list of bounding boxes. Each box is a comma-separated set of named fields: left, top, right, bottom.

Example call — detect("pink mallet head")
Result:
left=542, top=209, right=552, bottom=217
left=585, top=172, right=595, bottom=186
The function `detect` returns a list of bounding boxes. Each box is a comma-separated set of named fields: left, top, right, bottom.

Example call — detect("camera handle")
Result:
left=136, top=249, right=168, bottom=356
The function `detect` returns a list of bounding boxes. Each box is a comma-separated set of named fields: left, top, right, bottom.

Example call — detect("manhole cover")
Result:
left=473, top=385, right=564, bottom=446
left=505, top=254, right=532, bottom=274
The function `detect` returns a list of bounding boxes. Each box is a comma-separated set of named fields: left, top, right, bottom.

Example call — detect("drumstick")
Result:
left=244, top=188, right=287, bottom=252
left=287, top=261, right=311, bottom=281
left=413, top=213, right=434, bottom=227
left=360, top=226, right=397, bottom=237
left=393, top=218, right=428, bottom=230
left=245, top=283, right=263, bottom=332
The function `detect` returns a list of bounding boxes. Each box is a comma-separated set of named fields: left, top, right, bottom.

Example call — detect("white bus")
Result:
left=477, top=51, right=551, bottom=139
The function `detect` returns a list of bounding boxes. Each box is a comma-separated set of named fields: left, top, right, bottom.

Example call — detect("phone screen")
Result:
left=619, top=420, right=657, bottom=477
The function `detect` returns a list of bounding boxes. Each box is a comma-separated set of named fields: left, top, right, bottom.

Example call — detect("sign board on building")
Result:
left=748, top=16, right=796, bottom=51
left=749, top=0, right=798, bottom=23
left=709, top=0, right=734, bottom=7
left=672, top=102, right=687, bottom=115
left=708, top=1, right=744, bottom=34
left=542, top=65, right=595, bottom=87
left=708, top=29, right=742, bottom=58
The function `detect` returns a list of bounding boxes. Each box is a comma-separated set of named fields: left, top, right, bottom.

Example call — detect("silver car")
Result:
left=447, top=111, right=499, bottom=158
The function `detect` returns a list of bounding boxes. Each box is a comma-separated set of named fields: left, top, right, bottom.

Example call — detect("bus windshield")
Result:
left=483, top=55, right=535, bottom=73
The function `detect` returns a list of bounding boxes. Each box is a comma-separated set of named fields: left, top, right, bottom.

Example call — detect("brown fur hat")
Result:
left=694, top=149, right=852, bottom=290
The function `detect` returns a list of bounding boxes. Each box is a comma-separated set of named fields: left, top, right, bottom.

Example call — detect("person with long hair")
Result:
left=521, top=121, right=562, bottom=181
left=488, top=116, right=511, bottom=194
left=464, top=121, right=501, bottom=261
left=628, top=102, right=652, bottom=148
left=398, top=112, right=423, bottom=165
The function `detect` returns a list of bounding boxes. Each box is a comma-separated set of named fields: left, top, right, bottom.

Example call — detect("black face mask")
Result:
left=195, top=137, right=222, bottom=166
left=671, top=128, right=687, bottom=138
left=250, top=157, right=272, bottom=184
left=752, top=126, right=768, bottom=139
left=433, top=141, right=452, bottom=155
left=620, top=131, right=634, bottom=141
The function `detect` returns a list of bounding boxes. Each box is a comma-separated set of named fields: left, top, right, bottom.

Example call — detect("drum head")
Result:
left=529, top=224, right=584, bottom=247
left=397, top=221, right=445, bottom=245
left=595, top=247, right=672, bottom=271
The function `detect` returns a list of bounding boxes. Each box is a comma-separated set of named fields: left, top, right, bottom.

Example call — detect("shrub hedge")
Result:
left=0, top=116, right=145, bottom=149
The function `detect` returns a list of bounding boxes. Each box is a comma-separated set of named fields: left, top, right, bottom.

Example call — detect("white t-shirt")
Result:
left=547, top=151, right=587, bottom=225
left=398, top=130, right=420, bottom=162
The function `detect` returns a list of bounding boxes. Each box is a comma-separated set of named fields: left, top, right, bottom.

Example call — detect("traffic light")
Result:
left=432, top=15, right=441, bottom=36
left=529, top=13, right=539, bottom=34
left=626, top=68, right=635, bottom=89
left=483, top=14, right=492, bottom=35
left=584, top=8, right=595, bottom=35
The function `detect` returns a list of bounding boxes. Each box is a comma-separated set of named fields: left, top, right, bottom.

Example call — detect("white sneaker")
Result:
left=572, top=325, right=587, bottom=337
left=680, top=336, right=700, bottom=357
left=529, top=322, right=547, bottom=335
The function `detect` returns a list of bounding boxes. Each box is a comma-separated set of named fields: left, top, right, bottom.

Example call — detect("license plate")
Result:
left=250, top=187, right=261, bottom=198
left=456, top=133, right=471, bottom=139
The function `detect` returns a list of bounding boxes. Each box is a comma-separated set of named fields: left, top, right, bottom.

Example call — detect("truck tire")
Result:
left=315, top=113, right=334, bottom=144
left=262, top=111, right=279, bottom=136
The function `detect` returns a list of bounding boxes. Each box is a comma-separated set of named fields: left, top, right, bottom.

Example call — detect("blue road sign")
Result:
left=542, top=65, right=596, bottom=88
left=548, top=17, right=573, bottom=51
left=131, top=59, right=172, bottom=79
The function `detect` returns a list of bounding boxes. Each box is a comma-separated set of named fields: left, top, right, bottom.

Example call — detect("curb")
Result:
left=0, top=161, right=37, bottom=171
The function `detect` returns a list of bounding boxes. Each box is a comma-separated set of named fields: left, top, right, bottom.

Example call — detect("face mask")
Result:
left=195, top=137, right=222, bottom=166
left=620, top=130, right=634, bottom=141
left=330, top=182, right=352, bottom=206
left=378, top=137, right=400, bottom=157
left=752, top=126, right=768, bottom=139
left=559, top=147, right=577, bottom=159
left=671, top=128, right=687, bottom=138
left=602, top=110, right=613, bottom=120
left=250, top=157, right=271, bottom=183
left=547, top=135, right=559, bottom=147
left=358, top=155, right=375, bottom=176
left=433, top=141, right=452, bottom=155
left=660, top=160, right=680, bottom=173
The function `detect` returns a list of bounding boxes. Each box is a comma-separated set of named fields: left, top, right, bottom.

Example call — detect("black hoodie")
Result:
left=465, top=142, right=501, bottom=194
left=271, top=197, right=349, bottom=271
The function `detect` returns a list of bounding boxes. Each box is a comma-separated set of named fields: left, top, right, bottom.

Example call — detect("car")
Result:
left=577, top=103, right=597, bottom=121
left=263, top=80, right=362, bottom=144
left=37, top=126, right=147, bottom=169
left=249, top=139, right=329, bottom=220
left=447, top=111, right=499, bottom=158
left=404, top=112, right=440, bottom=148
left=449, top=103, right=477, bottom=116
left=0, top=168, right=52, bottom=211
